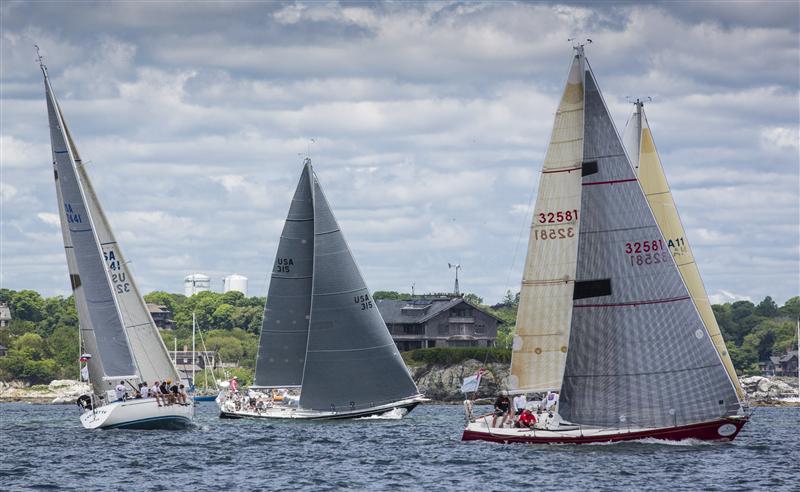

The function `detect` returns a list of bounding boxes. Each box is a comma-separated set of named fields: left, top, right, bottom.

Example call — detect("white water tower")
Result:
left=223, top=274, right=248, bottom=296
left=184, top=273, right=211, bottom=296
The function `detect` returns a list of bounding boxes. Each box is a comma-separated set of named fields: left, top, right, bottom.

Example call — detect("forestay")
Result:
left=558, top=57, right=739, bottom=428
left=299, top=171, right=419, bottom=412
left=254, top=162, right=314, bottom=388
left=622, top=102, right=745, bottom=401
left=44, top=66, right=138, bottom=387
left=509, top=54, right=584, bottom=393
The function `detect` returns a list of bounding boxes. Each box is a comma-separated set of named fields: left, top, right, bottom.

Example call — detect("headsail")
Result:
left=254, top=162, right=314, bottom=387
left=42, top=64, right=138, bottom=392
left=622, top=101, right=745, bottom=400
left=509, top=53, right=585, bottom=393
left=558, top=53, right=740, bottom=428
left=299, top=166, right=419, bottom=412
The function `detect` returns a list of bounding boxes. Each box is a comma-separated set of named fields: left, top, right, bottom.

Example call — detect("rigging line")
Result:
left=503, top=177, right=537, bottom=296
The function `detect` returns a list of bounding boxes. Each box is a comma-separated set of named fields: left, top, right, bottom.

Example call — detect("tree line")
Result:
left=0, top=287, right=797, bottom=384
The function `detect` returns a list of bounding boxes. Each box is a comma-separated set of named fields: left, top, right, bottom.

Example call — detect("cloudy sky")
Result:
left=1, top=1, right=798, bottom=305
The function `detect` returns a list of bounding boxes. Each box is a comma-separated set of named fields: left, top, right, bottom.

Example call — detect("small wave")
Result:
left=356, top=408, right=408, bottom=420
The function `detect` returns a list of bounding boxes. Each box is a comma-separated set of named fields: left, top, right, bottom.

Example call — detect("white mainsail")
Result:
left=509, top=53, right=585, bottom=393
left=42, top=59, right=179, bottom=396
left=622, top=100, right=745, bottom=400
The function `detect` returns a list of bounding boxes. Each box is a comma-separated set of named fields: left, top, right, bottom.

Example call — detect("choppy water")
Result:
left=1, top=403, right=797, bottom=491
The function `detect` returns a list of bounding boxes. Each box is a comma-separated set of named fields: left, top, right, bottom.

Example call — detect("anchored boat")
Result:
left=462, top=45, right=748, bottom=445
left=39, top=51, right=193, bottom=430
left=217, top=159, right=425, bottom=420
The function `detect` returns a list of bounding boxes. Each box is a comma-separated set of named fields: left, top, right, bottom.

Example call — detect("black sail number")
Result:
left=354, top=294, right=373, bottom=311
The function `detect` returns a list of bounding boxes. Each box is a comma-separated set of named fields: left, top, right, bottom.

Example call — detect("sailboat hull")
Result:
left=80, top=398, right=194, bottom=430
left=461, top=415, right=748, bottom=445
left=218, top=394, right=425, bottom=420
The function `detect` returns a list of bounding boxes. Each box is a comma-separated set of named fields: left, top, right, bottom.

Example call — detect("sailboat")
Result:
left=39, top=51, right=193, bottom=430
left=621, top=97, right=747, bottom=404
left=217, top=159, right=425, bottom=419
left=462, top=46, right=749, bottom=444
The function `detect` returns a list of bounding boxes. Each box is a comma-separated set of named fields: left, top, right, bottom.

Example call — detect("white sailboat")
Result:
left=217, top=159, right=425, bottom=419
left=39, top=51, right=193, bottom=430
left=462, top=45, right=749, bottom=444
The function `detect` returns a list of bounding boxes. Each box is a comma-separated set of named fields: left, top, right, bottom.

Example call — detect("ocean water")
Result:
left=0, top=402, right=797, bottom=491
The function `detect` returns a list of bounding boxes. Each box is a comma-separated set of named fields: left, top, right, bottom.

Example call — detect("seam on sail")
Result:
left=522, top=279, right=574, bottom=285
left=285, top=218, right=314, bottom=222
left=315, top=229, right=340, bottom=236
left=99, top=241, right=118, bottom=246
left=582, top=178, right=638, bottom=186
left=54, top=150, right=69, bottom=154
left=584, top=152, right=626, bottom=160
left=314, top=287, right=366, bottom=296
left=573, top=295, right=690, bottom=308
left=579, top=225, right=653, bottom=234
left=272, top=274, right=313, bottom=280
left=71, top=228, right=93, bottom=233
left=542, top=166, right=582, bottom=174
left=307, top=342, right=397, bottom=353
left=563, top=363, right=721, bottom=379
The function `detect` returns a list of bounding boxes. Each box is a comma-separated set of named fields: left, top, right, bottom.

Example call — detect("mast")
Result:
left=192, top=312, right=196, bottom=387
left=622, top=99, right=745, bottom=401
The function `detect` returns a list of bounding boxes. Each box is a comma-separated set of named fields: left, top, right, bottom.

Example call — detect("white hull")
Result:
left=80, top=397, right=194, bottom=430
left=217, top=393, right=426, bottom=420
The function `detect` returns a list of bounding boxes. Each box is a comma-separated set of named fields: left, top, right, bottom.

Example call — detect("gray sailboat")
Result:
left=217, top=159, right=424, bottom=419
left=40, top=51, right=193, bottom=430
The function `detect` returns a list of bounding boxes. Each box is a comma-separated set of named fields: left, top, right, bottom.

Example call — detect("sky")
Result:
left=1, top=1, right=798, bottom=305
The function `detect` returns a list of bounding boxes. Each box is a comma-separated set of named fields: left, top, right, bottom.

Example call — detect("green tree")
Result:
left=755, top=296, right=779, bottom=318
left=10, top=290, right=46, bottom=322
left=779, top=296, right=800, bottom=320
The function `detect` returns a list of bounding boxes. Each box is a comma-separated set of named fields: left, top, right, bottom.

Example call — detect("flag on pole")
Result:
left=79, top=353, right=92, bottom=362
left=460, top=368, right=486, bottom=394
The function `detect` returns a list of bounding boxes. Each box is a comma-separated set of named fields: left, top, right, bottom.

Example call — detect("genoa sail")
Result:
left=254, top=162, right=314, bottom=388
left=43, top=66, right=138, bottom=393
left=299, top=167, right=420, bottom=412
left=509, top=54, right=585, bottom=393
left=622, top=101, right=745, bottom=401
left=557, top=54, right=740, bottom=428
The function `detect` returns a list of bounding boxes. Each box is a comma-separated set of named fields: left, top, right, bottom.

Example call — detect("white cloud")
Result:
left=36, top=212, right=59, bottom=227
left=708, top=290, right=753, bottom=305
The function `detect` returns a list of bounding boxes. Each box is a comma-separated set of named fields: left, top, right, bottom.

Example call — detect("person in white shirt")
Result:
left=151, top=381, right=162, bottom=406
left=513, top=394, right=527, bottom=415
left=140, top=382, right=149, bottom=399
left=544, top=391, right=559, bottom=411
left=114, top=382, right=126, bottom=401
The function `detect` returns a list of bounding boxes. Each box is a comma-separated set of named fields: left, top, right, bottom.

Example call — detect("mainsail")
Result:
left=509, top=54, right=585, bottom=393
left=43, top=66, right=137, bottom=393
left=622, top=101, right=745, bottom=400
left=299, top=165, right=420, bottom=412
left=254, top=163, right=314, bottom=387
left=557, top=51, right=740, bottom=428
left=42, top=61, right=179, bottom=394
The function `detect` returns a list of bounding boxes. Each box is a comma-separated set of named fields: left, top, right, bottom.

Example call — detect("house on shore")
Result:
left=376, top=295, right=502, bottom=351
left=761, top=350, right=799, bottom=377
left=147, top=303, right=175, bottom=330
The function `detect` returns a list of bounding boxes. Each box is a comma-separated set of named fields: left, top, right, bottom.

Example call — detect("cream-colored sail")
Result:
left=509, top=53, right=585, bottom=393
left=622, top=101, right=744, bottom=400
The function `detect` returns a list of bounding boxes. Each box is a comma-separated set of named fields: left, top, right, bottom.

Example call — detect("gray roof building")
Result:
left=377, top=296, right=503, bottom=351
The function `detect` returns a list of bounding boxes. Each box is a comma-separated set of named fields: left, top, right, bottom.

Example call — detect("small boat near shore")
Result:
left=39, top=49, right=193, bottom=430
left=462, top=44, right=749, bottom=445
left=217, top=159, right=425, bottom=420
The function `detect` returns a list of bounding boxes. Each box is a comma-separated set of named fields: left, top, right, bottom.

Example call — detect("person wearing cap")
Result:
left=230, top=376, right=238, bottom=394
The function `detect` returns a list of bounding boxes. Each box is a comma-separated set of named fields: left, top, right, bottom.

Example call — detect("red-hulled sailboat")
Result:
left=462, top=44, right=749, bottom=445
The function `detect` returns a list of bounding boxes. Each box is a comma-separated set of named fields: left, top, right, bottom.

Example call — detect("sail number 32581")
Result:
left=538, top=209, right=578, bottom=224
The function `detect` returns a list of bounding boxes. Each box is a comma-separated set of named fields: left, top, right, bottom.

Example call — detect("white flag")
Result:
left=81, top=365, right=89, bottom=381
left=460, top=373, right=483, bottom=394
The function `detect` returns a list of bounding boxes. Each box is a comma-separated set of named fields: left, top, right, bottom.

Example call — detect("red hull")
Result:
left=461, top=416, right=748, bottom=445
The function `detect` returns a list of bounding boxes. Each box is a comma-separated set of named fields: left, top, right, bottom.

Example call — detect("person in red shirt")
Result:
left=516, top=409, right=537, bottom=429
left=230, top=376, right=238, bottom=393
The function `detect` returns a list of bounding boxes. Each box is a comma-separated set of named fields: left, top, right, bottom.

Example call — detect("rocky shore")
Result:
left=1, top=363, right=798, bottom=406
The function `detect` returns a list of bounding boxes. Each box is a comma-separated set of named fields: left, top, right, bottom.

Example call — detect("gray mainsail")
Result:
left=43, top=65, right=138, bottom=387
left=558, top=54, right=739, bottom=428
left=254, top=162, right=314, bottom=387
left=299, top=167, right=419, bottom=412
